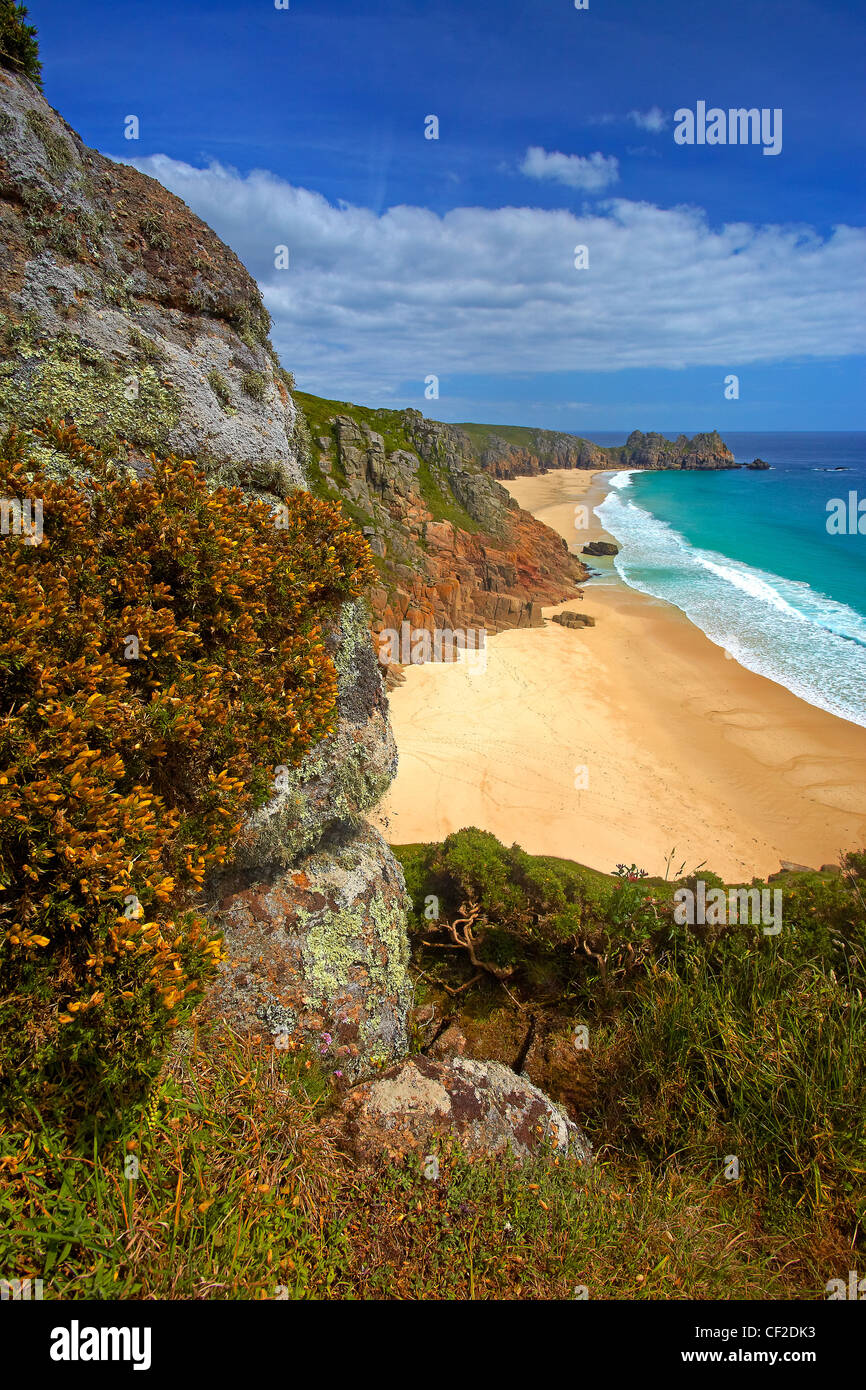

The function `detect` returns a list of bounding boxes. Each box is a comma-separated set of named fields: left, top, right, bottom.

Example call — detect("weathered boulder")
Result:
left=203, top=821, right=412, bottom=1079
left=336, top=1054, right=592, bottom=1164
left=552, top=610, right=596, bottom=629
left=0, top=68, right=305, bottom=493
left=747, top=458, right=771, bottom=470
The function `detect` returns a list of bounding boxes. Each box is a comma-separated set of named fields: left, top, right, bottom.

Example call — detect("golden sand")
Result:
left=372, top=470, right=866, bottom=880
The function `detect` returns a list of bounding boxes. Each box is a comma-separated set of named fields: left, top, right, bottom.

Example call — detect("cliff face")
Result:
left=442, top=422, right=736, bottom=479
left=0, top=69, right=410, bottom=1077
left=296, top=396, right=587, bottom=683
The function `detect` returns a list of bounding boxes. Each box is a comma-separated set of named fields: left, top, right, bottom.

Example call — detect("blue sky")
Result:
left=29, top=0, right=866, bottom=431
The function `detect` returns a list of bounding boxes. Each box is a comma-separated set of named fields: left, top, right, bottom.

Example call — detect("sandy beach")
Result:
left=372, top=470, right=866, bottom=880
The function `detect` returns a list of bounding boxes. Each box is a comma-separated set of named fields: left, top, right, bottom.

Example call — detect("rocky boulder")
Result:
left=0, top=67, right=304, bottom=494
left=552, top=610, right=596, bottom=629
left=203, top=821, right=412, bottom=1079
left=581, top=540, right=619, bottom=556
left=335, top=1054, right=592, bottom=1164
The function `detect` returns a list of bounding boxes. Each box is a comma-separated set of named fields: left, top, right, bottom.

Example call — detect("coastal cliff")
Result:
left=0, top=66, right=410, bottom=1078
left=444, top=421, right=735, bottom=478
left=293, top=396, right=733, bottom=678
left=295, top=394, right=587, bottom=681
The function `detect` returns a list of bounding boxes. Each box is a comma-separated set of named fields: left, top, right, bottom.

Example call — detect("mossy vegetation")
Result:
left=24, top=106, right=73, bottom=173
left=0, top=328, right=181, bottom=456
left=127, top=326, right=168, bottom=365
left=206, top=368, right=233, bottom=411
left=138, top=210, right=170, bottom=252
left=241, top=369, right=267, bottom=402
left=226, top=297, right=271, bottom=351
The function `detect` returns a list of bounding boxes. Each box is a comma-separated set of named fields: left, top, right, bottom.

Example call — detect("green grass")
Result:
left=0, top=1025, right=847, bottom=1300
left=415, top=456, right=482, bottom=533
left=455, top=418, right=613, bottom=462
left=394, top=831, right=866, bottom=1238
left=293, top=390, right=414, bottom=457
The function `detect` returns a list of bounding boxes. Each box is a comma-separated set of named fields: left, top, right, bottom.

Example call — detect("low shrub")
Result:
left=0, top=2, right=41, bottom=86
left=0, top=420, right=373, bottom=1138
left=397, top=831, right=866, bottom=1218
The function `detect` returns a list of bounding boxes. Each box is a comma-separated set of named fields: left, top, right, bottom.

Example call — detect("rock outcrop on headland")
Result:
left=429, top=421, right=736, bottom=479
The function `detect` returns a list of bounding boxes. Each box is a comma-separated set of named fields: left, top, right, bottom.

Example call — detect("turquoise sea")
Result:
left=589, top=433, right=866, bottom=728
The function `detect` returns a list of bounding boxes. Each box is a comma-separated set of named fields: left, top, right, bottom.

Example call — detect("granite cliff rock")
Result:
left=0, top=67, right=410, bottom=1074
left=296, top=394, right=588, bottom=685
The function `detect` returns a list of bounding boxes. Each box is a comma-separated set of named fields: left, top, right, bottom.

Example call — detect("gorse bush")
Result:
left=0, top=1, right=41, bottom=85
left=0, top=421, right=373, bottom=1136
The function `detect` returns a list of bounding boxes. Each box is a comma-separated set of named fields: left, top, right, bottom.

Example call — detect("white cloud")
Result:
left=519, top=146, right=620, bottom=191
left=628, top=107, right=668, bottom=132
left=121, top=154, right=866, bottom=401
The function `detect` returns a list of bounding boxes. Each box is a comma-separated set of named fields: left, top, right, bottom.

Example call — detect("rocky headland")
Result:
left=440, top=421, right=736, bottom=479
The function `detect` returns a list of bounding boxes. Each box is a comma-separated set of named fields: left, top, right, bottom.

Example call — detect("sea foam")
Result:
left=594, top=488, right=866, bottom=728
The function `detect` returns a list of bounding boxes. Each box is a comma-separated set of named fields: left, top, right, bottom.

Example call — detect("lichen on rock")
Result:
left=230, top=598, right=397, bottom=871
left=335, top=1054, right=593, bottom=1164
left=203, top=821, right=412, bottom=1079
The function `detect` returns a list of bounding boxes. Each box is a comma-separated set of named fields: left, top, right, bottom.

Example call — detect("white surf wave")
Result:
left=607, top=469, right=640, bottom=491
left=593, top=491, right=866, bottom=728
